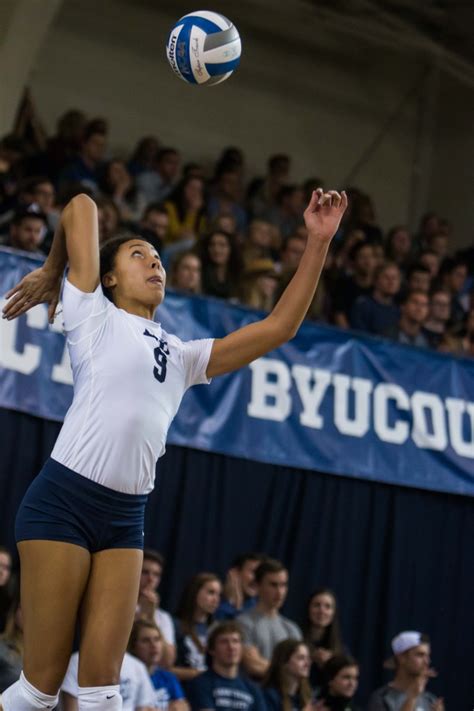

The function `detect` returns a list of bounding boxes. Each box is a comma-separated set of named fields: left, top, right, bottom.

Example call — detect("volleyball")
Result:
left=166, top=11, right=241, bottom=86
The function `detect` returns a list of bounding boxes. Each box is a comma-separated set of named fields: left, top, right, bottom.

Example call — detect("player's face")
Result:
left=328, top=665, right=359, bottom=698
left=106, top=240, right=166, bottom=309
left=196, top=579, right=221, bottom=616
left=286, top=644, right=311, bottom=679
left=258, top=571, right=288, bottom=610
left=134, top=628, right=163, bottom=666
left=140, top=559, right=162, bottom=593
left=212, top=632, right=243, bottom=666
left=309, top=593, right=335, bottom=628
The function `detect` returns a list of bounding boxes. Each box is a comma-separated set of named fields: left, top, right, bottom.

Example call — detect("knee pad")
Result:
left=1, top=671, right=59, bottom=710
left=78, top=685, right=122, bottom=709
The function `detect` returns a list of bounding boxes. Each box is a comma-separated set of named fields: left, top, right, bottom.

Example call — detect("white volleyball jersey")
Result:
left=62, top=651, right=156, bottom=709
left=51, top=279, right=213, bottom=494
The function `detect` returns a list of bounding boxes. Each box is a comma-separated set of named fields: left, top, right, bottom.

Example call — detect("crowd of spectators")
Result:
left=0, top=99, right=473, bottom=358
left=0, top=546, right=444, bottom=710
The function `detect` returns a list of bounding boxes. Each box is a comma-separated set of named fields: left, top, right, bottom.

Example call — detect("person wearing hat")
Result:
left=367, top=631, right=444, bottom=711
left=2, top=205, right=48, bottom=254
left=240, top=258, right=280, bottom=312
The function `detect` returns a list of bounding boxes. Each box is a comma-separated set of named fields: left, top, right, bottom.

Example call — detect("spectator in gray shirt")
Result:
left=368, top=631, right=444, bottom=711
left=237, top=558, right=301, bottom=679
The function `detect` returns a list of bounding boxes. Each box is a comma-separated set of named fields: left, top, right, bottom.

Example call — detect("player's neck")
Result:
left=116, top=297, right=156, bottom=321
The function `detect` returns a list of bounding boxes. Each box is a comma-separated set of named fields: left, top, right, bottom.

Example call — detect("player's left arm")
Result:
left=206, top=189, right=347, bottom=378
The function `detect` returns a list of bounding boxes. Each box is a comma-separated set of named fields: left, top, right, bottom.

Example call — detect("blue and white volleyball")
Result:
left=166, top=11, right=241, bottom=86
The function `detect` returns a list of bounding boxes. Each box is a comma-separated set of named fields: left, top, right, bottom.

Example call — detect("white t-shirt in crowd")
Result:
left=61, top=651, right=156, bottom=709
left=51, top=279, right=213, bottom=494
left=155, top=608, right=176, bottom=646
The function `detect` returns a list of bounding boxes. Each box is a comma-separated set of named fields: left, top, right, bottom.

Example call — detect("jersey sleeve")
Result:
left=61, top=653, right=79, bottom=697
left=61, top=278, right=112, bottom=341
left=134, top=660, right=157, bottom=707
left=180, top=338, right=214, bottom=389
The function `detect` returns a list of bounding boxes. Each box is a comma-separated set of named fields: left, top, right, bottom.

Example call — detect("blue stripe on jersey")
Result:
left=181, top=16, right=223, bottom=34
left=176, top=23, right=196, bottom=84
left=205, top=57, right=241, bottom=76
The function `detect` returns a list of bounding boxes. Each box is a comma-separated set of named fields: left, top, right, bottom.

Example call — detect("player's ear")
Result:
left=102, top=271, right=117, bottom=288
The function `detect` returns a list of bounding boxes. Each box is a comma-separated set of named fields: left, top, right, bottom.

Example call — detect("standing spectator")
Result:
left=59, top=120, right=107, bottom=194
left=350, top=262, right=401, bottom=336
left=61, top=650, right=156, bottom=711
left=316, top=654, right=362, bottom=711
left=188, top=621, right=266, bottom=711
left=237, top=558, right=302, bottom=679
left=265, top=185, right=305, bottom=242
left=215, top=553, right=263, bottom=621
left=332, top=241, right=376, bottom=328
left=2, top=205, right=48, bottom=253
left=139, top=203, right=170, bottom=253
left=0, top=584, right=22, bottom=692
left=384, top=290, right=430, bottom=348
left=128, top=619, right=187, bottom=711
left=384, top=226, right=413, bottom=270
left=422, top=288, right=452, bottom=349
left=262, top=639, right=312, bottom=711
left=100, top=159, right=146, bottom=222
left=128, top=136, right=160, bottom=177
left=240, top=259, right=280, bottom=312
left=368, top=631, right=444, bottom=711
left=199, top=231, right=243, bottom=300
left=136, top=549, right=176, bottom=668
left=173, top=573, right=222, bottom=683
left=136, top=147, right=181, bottom=204
left=170, top=252, right=202, bottom=294
left=302, top=588, right=345, bottom=691
left=0, top=547, right=13, bottom=633
left=164, top=176, right=207, bottom=246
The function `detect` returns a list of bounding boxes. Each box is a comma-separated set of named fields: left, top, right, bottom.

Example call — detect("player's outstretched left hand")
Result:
left=304, top=188, right=348, bottom=243
left=2, top=265, right=62, bottom=323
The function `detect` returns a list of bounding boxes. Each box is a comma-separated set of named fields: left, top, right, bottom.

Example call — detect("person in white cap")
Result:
left=367, top=631, right=444, bottom=711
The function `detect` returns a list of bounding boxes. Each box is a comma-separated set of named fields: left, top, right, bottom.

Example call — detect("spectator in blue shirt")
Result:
left=188, top=621, right=265, bottom=711
left=350, top=261, right=401, bottom=336
left=216, top=552, right=264, bottom=621
left=59, top=120, right=107, bottom=194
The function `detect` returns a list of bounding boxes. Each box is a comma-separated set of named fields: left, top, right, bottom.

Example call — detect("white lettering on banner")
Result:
left=247, top=357, right=474, bottom=459
left=333, top=373, right=372, bottom=437
left=248, top=359, right=291, bottom=421
left=373, top=383, right=410, bottom=444
left=0, top=301, right=73, bottom=385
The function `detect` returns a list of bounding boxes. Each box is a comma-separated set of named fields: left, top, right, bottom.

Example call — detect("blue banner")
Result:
left=1, top=247, right=473, bottom=496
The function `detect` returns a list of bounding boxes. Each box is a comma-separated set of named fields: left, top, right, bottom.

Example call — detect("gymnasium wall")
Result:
left=25, top=0, right=473, bottom=245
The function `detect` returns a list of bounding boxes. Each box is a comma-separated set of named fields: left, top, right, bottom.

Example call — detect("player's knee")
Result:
left=1, top=672, right=59, bottom=710
left=78, top=685, right=122, bottom=709
left=78, top=661, right=121, bottom=688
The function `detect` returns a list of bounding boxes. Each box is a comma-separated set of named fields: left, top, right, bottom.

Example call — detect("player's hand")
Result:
left=304, top=188, right=348, bottom=243
left=2, top=265, right=62, bottom=324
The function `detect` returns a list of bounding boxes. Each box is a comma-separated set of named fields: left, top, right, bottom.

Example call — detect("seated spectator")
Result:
left=416, top=212, right=441, bottom=252
left=243, top=219, right=279, bottom=265
left=0, top=581, right=22, bottom=693
left=164, top=176, right=207, bottom=246
left=422, top=288, right=452, bottom=349
left=136, top=549, right=176, bottom=668
left=173, top=572, right=222, bottom=683
left=418, top=249, right=440, bottom=281
left=21, top=176, right=59, bottom=235
left=368, top=631, right=444, bottom=711
left=136, top=147, right=181, bottom=204
left=240, top=259, right=280, bottom=312
left=214, top=146, right=245, bottom=180
left=332, top=241, right=376, bottom=328
left=215, top=552, right=263, bottom=621
left=426, top=232, right=449, bottom=261
left=44, top=108, right=86, bottom=181
left=247, top=153, right=291, bottom=218
left=210, top=212, right=238, bottom=237
left=128, top=136, right=160, bottom=177
left=188, top=621, right=265, bottom=711
left=265, top=185, right=305, bottom=242
left=100, top=158, right=146, bottom=222
left=302, top=587, right=345, bottom=691
left=61, top=649, right=156, bottom=711
left=237, top=558, right=302, bottom=679
left=170, top=251, right=202, bottom=294
left=350, top=262, right=401, bottom=336
left=0, top=546, right=13, bottom=633
left=345, top=191, right=383, bottom=245
left=439, top=256, right=468, bottom=328
left=262, top=639, right=312, bottom=711
left=405, top=263, right=431, bottom=295
left=199, top=231, right=243, bottom=301
left=59, top=119, right=107, bottom=194
left=208, top=169, right=247, bottom=235
left=316, top=654, right=362, bottom=711
left=384, top=226, right=413, bottom=270
left=139, top=203, right=169, bottom=253
left=1, top=205, right=48, bottom=253
left=384, top=290, right=430, bottom=348
left=96, top=197, right=121, bottom=244
left=278, top=234, right=306, bottom=274
left=128, top=619, right=187, bottom=711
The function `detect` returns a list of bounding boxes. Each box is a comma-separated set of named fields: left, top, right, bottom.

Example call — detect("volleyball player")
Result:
left=0, top=188, right=347, bottom=710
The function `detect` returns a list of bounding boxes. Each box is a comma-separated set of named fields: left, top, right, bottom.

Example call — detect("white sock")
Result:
left=1, top=671, right=59, bottom=709
left=78, top=685, right=122, bottom=709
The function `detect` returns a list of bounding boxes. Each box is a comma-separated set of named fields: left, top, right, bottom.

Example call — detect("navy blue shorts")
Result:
left=15, top=458, right=147, bottom=552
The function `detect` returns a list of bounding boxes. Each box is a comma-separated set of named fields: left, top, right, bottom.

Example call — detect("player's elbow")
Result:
left=69, top=193, right=97, bottom=212
left=266, top=315, right=298, bottom=345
